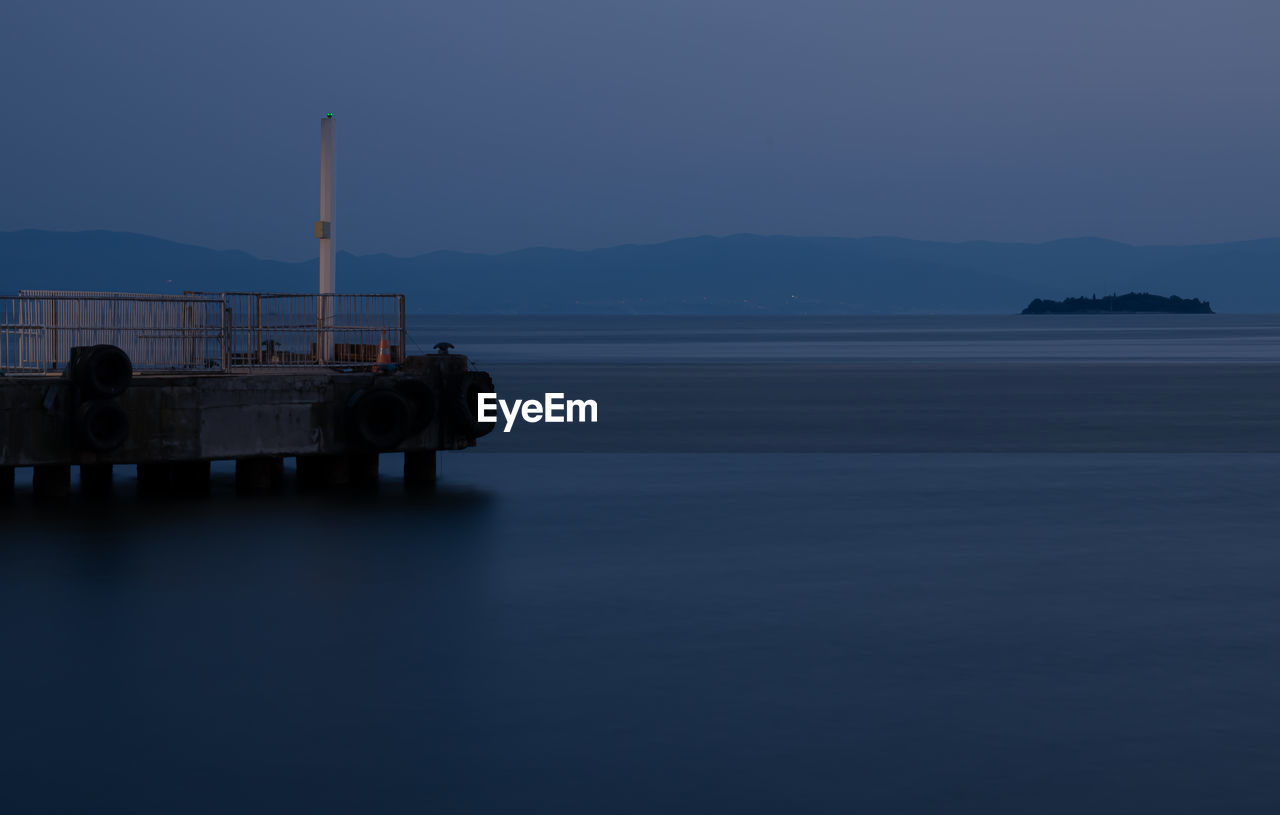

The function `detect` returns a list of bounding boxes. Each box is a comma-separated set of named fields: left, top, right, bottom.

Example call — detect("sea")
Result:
left=5, top=314, right=1280, bottom=813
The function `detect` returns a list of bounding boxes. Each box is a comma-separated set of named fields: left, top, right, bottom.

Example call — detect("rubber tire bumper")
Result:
left=348, top=388, right=415, bottom=450
left=74, top=345, right=133, bottom=399
left=77, top=400, right=130, bottom=453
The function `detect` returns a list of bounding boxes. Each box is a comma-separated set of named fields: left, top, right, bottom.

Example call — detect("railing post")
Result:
left=183, top=300, right=194, bottom=368
left=50, top=298, right=58, bottom=370
left=254, top=294, right=262, bottom=365
left=222, top=305, right=231, bottom=371
left=397, top=295, right=406, bottom=362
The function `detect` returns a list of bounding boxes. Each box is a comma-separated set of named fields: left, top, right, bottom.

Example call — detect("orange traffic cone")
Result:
left=374, top=331, right=391, bottom=372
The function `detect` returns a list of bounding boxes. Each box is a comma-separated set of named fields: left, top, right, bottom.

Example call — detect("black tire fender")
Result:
left=76, top=400, right=130, bottom=453
left=347, top=388, right=414, bottom=450
left=74, top=345, right=133, bottom=399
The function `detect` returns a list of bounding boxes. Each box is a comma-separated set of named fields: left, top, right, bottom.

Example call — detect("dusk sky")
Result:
left=3, top=0, right=1278, bottom=260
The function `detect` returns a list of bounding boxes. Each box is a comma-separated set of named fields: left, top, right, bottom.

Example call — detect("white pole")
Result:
left=317, top=113, right=336, bottom=362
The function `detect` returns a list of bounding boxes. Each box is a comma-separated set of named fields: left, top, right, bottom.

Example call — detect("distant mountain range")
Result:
left=2, top=229, right=1278, bottom=313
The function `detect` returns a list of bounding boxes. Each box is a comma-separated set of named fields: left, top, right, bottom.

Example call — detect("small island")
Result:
left=1022, top=292, right=1213, bottom=315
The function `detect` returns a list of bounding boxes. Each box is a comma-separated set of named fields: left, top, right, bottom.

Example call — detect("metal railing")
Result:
left=190, top=292, right=405, bottom=368
left=1, top=291, right=405, bottom=373
left=2, top=293, right=227, bottom=372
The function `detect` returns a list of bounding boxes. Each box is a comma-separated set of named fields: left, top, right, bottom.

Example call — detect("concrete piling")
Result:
left=236, top=457, right=283, bottom=493
left=347, top=452, right=380, bottom=485
left=173, top=460, right=211, bottom=496
left=297, top=454, right=385, bottom=488
left=80, top=463, right=113, bottom=496
left=137, top=462, right=174, bottom=496
left=33, top=464, right=71, bottom=500
left=404, top=450, right=436, bottom=485
left=296, top=454, right=347, bottom=488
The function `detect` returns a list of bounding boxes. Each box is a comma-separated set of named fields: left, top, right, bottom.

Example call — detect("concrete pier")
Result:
left=33, top=464, right=70, bottom=499
left=0, top=352, right=494, bottom=501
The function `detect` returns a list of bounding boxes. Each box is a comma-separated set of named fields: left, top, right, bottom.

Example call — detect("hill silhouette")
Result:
left=1023, top=292, right=1213, bottom=314
left=3, top=230, right=1279, bottom=313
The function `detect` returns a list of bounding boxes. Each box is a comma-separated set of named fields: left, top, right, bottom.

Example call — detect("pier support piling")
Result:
left=1, top=466, right=13, bottom=498
left=33, top=464, right=71, bottom=500
left=236, top=457, right=284, bottom=493
left=80, top=463, right=113, bottom=496
left=297, top=454, right=347, bottom=488
left=137, top=463, right=174, bottom=496
left=297, top=454, right=381, bottom=488
left=347, top=452, right=380, bottom=486
left=173, top=461, right=211, bottom=496
left=404, top=451, right=436, bottom=485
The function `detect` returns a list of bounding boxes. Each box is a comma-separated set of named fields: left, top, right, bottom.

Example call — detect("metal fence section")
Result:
left=194, top=292, right=405, bottom=367
left=1, top=291, right=405, bottom=373
left=1, top=293, right=227, bottom=372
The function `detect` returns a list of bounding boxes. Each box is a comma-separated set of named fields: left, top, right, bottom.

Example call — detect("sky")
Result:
left=2, top=0, right=1278, bottom=260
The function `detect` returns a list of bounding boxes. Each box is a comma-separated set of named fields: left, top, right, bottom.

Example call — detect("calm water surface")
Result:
left=4, top=316, right=1280, bottom=813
